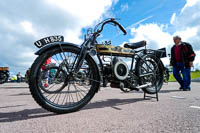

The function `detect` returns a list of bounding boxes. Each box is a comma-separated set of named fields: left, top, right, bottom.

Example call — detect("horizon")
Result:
left=0, top=0, right=200, bottom=75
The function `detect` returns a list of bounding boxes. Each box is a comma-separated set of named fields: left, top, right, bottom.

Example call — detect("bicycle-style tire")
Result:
left=29, top=46, right=100, bottom=114
left=136, top=54, right=164, bottom=94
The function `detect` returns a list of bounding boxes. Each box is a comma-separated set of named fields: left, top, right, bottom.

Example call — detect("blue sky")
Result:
left=0, top=0, right=200, bottom=75
left=96, top=0, right=186, bottom=46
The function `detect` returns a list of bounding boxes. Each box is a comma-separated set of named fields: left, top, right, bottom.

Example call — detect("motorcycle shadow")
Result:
left=83, top=98, right=145, bottom=111
left=0, top=108, right=54, bottom=123
left=159, top=89, right=181, bottom=93
left=2, top=86, right=28, bottom=89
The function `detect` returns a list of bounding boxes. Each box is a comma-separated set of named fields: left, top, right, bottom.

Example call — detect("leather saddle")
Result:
left=124, top=40, right=146, bottom=49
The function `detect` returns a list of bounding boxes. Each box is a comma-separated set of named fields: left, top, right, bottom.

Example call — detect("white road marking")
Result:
left=190, top=106, right=200, bottom=110
left=171, top=96, right=185, bottom=99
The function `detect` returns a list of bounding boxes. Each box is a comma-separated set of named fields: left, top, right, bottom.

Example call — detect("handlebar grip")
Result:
left=117, top=23, right=127, bottom=35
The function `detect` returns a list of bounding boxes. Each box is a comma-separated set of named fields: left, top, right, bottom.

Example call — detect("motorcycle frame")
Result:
left=35, top=18, right=165, bottom=89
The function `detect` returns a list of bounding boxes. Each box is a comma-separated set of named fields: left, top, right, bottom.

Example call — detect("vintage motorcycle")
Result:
left=29, top=18, right=166, bottom=114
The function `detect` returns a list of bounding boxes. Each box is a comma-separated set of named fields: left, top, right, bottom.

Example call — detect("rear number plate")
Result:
left=34, top=35, right=64, bottom=48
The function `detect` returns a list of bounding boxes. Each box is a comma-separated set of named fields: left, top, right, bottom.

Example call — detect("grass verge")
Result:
left=169, top=71, right=200, bottom=82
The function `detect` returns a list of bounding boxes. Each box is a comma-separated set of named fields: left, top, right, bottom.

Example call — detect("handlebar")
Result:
left=96, top=18, right=127, bottom=35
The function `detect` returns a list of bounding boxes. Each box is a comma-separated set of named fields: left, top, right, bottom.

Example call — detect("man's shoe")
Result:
left=183, top=88, right=190, bottom=91
left=179, top=87, right=184, bottom=90
left=187, top=88, right=191, bottom=91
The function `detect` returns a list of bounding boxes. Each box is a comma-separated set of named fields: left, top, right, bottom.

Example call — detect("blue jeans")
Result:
left=173, top=62, right=191, bottom=89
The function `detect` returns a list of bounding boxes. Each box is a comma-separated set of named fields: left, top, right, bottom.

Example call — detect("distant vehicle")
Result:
left=9, top=75, right=25, bottom=82
left=9, top=75, right=17, bottom=82
left=0, top=67, right=9, bottom=84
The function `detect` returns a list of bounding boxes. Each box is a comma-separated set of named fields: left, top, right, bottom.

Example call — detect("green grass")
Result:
left=169, top=71, right=200, bottom=82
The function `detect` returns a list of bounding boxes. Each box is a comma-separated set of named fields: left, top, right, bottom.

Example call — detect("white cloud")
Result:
left=129, top=0, right=200, bottom=68
left=120, top=3, right=128, bottom=12
left=170, top=0, right=200, bottom=51
left=181, top=0, right=199, bottom=13
left=20, top=21, right=39, bottom=38
left=0, top=0, right=117, bottom=74
left=193, top=50, right=200, bottom=70
left=20, top=21, right=33, bottom=34
left=129, top=24, right=172, bottom=50
left=170, top=13, right=176, bottom=25
left=46, top=0, right=113, bottom=27
left=127, top=15, right=153, bottom=29
left=173, top=27, right=198, bottom=41
left=64, top=29, right=82, bottom=44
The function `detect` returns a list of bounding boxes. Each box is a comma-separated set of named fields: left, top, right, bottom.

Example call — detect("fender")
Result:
left=35, top=42, right=101, bottom=92
left=35, top=42, right=80, bottom=55
left=135, top=53, right=165, bottom=76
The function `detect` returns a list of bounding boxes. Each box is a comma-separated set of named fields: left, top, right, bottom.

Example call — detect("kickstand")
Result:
left=144, top=83, right=159, bottom=101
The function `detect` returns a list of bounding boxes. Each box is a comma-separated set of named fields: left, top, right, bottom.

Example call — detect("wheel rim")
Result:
left=36, top=49, right=96, bottom=108
left=139, top=57, right=163, bottom=92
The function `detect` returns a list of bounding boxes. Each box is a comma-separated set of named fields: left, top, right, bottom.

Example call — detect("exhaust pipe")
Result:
left=136, top=83, right=152, bottom=89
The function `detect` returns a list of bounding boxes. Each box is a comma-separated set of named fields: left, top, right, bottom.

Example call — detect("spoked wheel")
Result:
left=0, top=72, right=9, bottom=84
left=29, top=46, right=100, bottom=114
left=136, top=54, right=164, bottom=94
left=39, top=66, right=66, bottom=94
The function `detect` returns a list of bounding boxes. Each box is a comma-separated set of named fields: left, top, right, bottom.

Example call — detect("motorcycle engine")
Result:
left=112, top=57, right=129, bottom=80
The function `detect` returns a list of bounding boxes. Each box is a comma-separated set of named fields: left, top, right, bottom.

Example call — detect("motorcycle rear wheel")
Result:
left=136, top=54, right=164, bottom=94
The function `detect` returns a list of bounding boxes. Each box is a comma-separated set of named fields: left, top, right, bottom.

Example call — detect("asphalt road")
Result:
left=0, top=82, right=200, bottom=133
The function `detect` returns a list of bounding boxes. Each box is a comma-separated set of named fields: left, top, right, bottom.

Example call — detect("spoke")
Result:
left=59, top=46, right=71, bottom=66
left=61, top=87, right=68, bottom=105
left=74, top=85, right=80, bottom=102
left=74, top=84, right=88, bottom=95
left=141, top=67, right=147, bottom=73
left=69, top=52, right=72, bottom=64
left=52, top=56, right=61, bottom=66
left=76, top=88, right=83, bottom=101
left=73, top=84, right=85, bottom=98
left=73, top=83, right=85, bottom=101
left=55, top=54, right=60, bottom=61
left=82, top=84, right=90, bottom=90
left=56, top=92, right=62, bottom=104
left=84, top=77, right=99, bottom=83
left=47, top=83, right=57, bottom=90
left=69, top=87, right=75, bottom=104
left=64, top=84, right=71, bottom=105
left=143, top=60, right=154, bottom=72
left=45, top=93, right=51, bottom=97
left=37, top=49, right=96, bottom=107
left=52, top=93, right=59, bottom=103
left=49, top=93, right=58, bottom=101
left=72, top=54, right=79, bottom=71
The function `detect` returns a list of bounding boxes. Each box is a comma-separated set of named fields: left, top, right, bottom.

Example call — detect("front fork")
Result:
left=73, top=36, right=96, bottom=74
left=52, top=42, right=88, bottom=82
left=73, top=45, right=88, bottom=73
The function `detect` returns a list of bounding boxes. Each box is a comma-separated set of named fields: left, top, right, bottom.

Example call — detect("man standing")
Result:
left=17, top=72, right=21, bottom=83
left=170, top=36, right=195, bottom=91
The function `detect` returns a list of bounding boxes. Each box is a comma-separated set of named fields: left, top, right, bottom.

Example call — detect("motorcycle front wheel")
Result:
left=29, top=46, right=100, bottom=114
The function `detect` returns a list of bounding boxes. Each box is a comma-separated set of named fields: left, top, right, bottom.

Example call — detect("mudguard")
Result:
left=35, top=42, right=101, bottom=92
left=35, top=42, right=80, bottom=55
